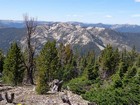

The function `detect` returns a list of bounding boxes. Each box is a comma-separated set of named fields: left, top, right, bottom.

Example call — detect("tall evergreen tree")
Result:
left=83, top=51, right=96, bottom=80
left=78, top=55, right=87, bottom=76
left=36, top=41, right=59, bottom=94
left=118, top=61, right=128, bottom=79
left=99, top=45, right=120, bottom=79
left=2, top=42, right=24, bottom=85
left=58, top=43, right=76, bottom=81
left=129, top=46, right=138, bottom=62
left=87, top=60, right=99, bottom=80
left=120, top=47, right=138, bottom=70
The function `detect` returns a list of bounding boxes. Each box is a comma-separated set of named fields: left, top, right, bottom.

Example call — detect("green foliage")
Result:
left=36, top=41, right=59, bottom=94
left=87, top=60, right=99, bottom=80
left=111, top=73, right=122, bottom=88
left=125, top=66, right=137, bottom=79
left=118, top=61, right=128, bottom=79
left=59, top=44, right=139, bottom=105
left=62, top=63, right=76, bottom=81
left=18, top=43, right=138, bottom=104
left=99, top=45, right=120, bottom=79
left=120, top=47, right=138, bottom=69
left=58, top=43, right=79, bottom=81
left=123, top=66, right=137, bottom=84
left=2, top=42, right=24, bottom=85
left=77, top=56, right=87, bottom=75
left=82, top=51, right=97, bottom=80
left=0, top=49, right=4, bottom=73
left=67, top=76, right=91, bottom=95
left=58, top=43, right=73, bottom=65
left=136, top=55, right=140, bottom=67
left=35, top=70, right=49, bottom=94
left=83, top=80, right=140, bottom=105
left=128, top=46, right=138, bottom=66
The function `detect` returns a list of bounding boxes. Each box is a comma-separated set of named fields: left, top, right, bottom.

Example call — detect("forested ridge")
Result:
left=0, top=41, right=140, bottom=105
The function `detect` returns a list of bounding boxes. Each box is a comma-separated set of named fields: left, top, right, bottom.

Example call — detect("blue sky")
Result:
left=0, top=0, right=140, bottom=24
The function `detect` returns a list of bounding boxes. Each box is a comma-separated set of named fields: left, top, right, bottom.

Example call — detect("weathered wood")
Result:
left=0, top=93, right=4, bottom=101
left=23, top=14, right=37, bottom=85
left=50, top=79, right=63, bottom=92
left=5, top=92, right=14, bottom=103
left=58, top=80, right=63, bottom=92
left=61, top=94, right=71, bottom=105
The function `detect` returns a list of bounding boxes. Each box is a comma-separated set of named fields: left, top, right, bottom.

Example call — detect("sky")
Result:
left=0, top=0, right=140, bottom=24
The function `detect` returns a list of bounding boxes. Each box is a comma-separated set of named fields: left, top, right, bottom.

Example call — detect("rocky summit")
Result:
left=0, top=85, right=89, bottom=105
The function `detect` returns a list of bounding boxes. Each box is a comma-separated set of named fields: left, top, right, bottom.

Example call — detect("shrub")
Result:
left=67, top=76, right=90, bottom=95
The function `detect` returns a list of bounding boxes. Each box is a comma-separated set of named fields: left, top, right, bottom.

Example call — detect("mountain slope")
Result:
left=0, top=28, right=26, bottom=53
left=21, top=23, right=132, bottom=55
left=1, top=22, right=140, bottom=55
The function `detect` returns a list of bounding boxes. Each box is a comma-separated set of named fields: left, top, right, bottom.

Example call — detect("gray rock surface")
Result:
left=0, top=86, right=89, bottom=105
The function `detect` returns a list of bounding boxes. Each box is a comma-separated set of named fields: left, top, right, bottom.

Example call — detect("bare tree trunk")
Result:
left=26, top=67, right=34, bottom=84
left=23, top=14, right=37, bottom=85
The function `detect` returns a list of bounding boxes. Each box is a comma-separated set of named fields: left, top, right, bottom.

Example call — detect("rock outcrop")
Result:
left=0, top=86, right=89, bottom=105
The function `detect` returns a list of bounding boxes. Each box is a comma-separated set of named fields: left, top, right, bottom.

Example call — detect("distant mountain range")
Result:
left=69, top=22, right=140, bottom=33
left=0, top=20, right=24, bottom=28
left=1, top=20, right=140, bottom=33
left=0, top=20, right=140, bottom=54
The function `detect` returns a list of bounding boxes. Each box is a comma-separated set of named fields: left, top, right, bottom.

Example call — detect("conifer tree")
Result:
left=36, top=41, right=59, bottom=94
left=124, top=66, right=137, bottom=80
left=118, top=61, right=128, bottom=79
left=88, top=60, right=99, bottom=80
left=78, top=55, right=87, bottom=75
left=58, top=43, right=76, bottom=81
left=136, top=55, right=140, bottom=67
left=63, top=63, right=75, bottom=81
left=127, top=46, right=138, bottom=67
left=63, top=44, right=73, bottom=64
left=83, top=51, right=97, bottom=80
left=0, top=50, right=4, bottom=73
left=120, top=47, right=137, bottom=70
left=2, top=42, right=24, bottom=85
left=99, top=45, right=120, bottom=79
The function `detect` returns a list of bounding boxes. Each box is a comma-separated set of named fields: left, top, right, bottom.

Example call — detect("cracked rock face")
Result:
left=0, top=86, right=89, bottom=105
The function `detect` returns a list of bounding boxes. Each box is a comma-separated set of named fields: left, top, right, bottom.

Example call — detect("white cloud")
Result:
left=131, top=14, right=140, bottom=17
left=105, top=15, right=113, bottom=18
left=135, top=0, right=140, bottom=2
